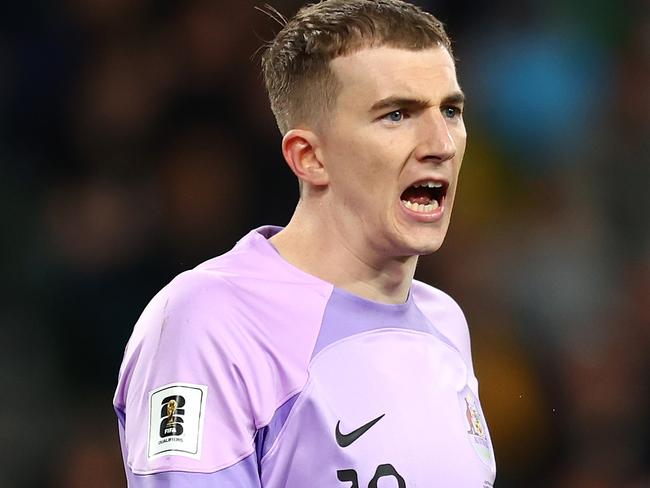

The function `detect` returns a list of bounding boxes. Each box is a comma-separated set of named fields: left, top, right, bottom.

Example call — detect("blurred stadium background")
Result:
left=1, top=0, right=648, bottom=486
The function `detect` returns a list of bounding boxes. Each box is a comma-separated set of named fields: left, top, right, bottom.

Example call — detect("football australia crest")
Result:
left=458, top=386, right=495, bottom=469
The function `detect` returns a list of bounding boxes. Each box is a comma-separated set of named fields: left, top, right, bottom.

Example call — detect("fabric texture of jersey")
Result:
left=114, top=226, right=497, bottom=487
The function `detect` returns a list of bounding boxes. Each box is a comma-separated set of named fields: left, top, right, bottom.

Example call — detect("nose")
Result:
left=413, top=110, right=456, bottom=163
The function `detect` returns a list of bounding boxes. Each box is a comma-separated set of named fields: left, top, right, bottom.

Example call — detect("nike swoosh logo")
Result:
left=335, top=414, right=385, bottom=448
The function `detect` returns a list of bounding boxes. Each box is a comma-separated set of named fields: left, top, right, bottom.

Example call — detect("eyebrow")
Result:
left=442, top=91, right=466, bottom=106
left=370, top=91, right=466, bottom=112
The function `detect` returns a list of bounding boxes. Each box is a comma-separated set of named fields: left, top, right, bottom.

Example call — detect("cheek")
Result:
left=336, top=144, right=388, bottom=181
left=452, top=132, right=467, bottom=170
left=323, top=127, right=405, bottom=196
left=454, top=124, right=467, bottom=152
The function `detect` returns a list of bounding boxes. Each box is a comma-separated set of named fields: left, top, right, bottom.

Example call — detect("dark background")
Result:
left=1, top=0, right=648, bottom=486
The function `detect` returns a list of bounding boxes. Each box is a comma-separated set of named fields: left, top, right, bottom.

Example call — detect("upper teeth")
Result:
left=413, top=181, right=443, bottom=188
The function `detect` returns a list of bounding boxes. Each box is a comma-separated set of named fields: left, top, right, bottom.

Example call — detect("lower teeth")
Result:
left=402, top=200, right=439, bottom=212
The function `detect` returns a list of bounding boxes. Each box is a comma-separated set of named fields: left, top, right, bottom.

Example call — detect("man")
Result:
left=114, top=0, right=496, bottom=486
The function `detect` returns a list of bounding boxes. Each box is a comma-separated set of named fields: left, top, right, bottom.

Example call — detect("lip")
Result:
left=401, top=176, right=450, bottom=193
left=399, top=195, right=445, bottom=223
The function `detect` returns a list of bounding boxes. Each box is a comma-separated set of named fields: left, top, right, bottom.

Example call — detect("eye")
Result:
left=384, top=110, right=405, bottom=123
left=442, top=106, right=462, bottom=119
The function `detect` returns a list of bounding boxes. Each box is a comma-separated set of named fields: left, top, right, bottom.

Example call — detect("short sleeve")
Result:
left=114, top=271, right=261, bottom=483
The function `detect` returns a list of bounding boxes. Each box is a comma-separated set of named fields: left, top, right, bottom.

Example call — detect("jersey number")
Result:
left=337, top=464, right=406, bottom=487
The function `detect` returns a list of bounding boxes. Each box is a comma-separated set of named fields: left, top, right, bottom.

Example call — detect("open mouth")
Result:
left=400, top=180, right=448, bottom=213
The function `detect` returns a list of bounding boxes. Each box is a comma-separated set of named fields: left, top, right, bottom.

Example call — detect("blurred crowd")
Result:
left=1, top=0, right=648, bottom=486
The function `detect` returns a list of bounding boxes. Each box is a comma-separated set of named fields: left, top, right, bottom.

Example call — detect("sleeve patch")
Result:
left=148, top=383, right=208, bottom=460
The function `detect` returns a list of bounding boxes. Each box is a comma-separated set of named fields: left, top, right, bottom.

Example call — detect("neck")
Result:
left=270, top=200, right=418, bottom=304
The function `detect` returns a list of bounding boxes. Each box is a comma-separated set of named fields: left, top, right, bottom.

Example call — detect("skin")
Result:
left=271, top=46, right=466, bottom=304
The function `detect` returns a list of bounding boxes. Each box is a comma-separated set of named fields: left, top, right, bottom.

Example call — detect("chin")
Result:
left=397, top=234, right=446, bottom=257
left=391, top=210, right=451, bottom=257
left=415, top=241, right=444, bottom=256
left=406, top=227, right=449, bottom=256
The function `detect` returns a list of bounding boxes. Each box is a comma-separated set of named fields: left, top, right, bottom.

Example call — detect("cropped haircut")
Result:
left=262, top=0, right=453, bottom=135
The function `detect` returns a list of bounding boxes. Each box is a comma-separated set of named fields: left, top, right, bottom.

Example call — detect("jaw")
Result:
left=387, top=211, right=450, bottom=257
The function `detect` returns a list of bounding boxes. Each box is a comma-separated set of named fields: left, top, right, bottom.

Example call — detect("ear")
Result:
left=281, top=129, right=329, bottom=188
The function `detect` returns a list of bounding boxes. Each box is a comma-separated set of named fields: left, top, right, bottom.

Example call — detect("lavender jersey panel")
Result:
left=312, top=287, right=460, bottom=358
left=260, top=329, right=497, bottom=487
left=255, top=394, right=299, bottom=462
left=124, top=453, right=261, bottom=488
left=411, top=280, right=477, bottom=380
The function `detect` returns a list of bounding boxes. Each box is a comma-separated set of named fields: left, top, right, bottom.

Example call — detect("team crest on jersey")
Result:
left=458, top=387, right=495, bottom=469
left=148, top=383, right=208, bottom=459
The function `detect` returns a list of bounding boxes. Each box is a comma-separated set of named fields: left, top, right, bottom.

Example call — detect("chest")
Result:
left=260, top=330, right=496, bottom=487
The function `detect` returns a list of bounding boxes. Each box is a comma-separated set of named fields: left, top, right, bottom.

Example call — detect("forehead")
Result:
left=330, top=46, right=460, bottom=109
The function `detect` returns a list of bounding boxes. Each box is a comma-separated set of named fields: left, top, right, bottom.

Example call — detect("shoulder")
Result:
left=124, top=265, right=246, bottom=356
left=131, top=236, right=275, bottom=345
left=162, top=266, right=245, bottom=328
left=411, top=279, right=467, bottom=324
left=115, top=241, right=270, bottom=402
left=116, top=266, right=250, bottom=397
left=117, top=241, right=332, bottom=418
left=411, top=280, right=474, bottom=372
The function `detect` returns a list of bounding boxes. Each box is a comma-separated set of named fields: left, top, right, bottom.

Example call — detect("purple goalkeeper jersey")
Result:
left=114, top=226, right=496, bottom=487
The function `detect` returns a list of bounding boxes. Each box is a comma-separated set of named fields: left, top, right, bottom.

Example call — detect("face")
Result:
left=317, top=46, right=466, bottom=261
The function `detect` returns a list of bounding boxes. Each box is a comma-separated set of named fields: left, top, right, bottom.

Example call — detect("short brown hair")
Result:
left=262, top=0, right=452, bottom=135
